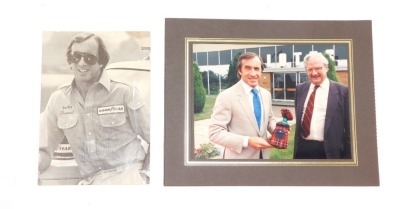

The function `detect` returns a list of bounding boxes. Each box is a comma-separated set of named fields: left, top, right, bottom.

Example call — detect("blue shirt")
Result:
left=39, top=71, right=150, bottom=178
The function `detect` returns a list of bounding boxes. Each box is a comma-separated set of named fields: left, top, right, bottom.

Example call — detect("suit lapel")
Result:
left=296, top=82, right=311, bottom=121
left=234, top=83, right=260, bottom=135
left=324, top=81, right=339, bottom=135
left=258, top=90, right=270, bottom=135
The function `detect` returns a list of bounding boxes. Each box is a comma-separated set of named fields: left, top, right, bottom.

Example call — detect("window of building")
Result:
left=246, top=47, right=260, bottom=55
left=299, top=72, right=308, bottom=84
left=335, top=44, right=348, bottom=60
left=285, top=73, right=296, bottom=100
left=232, top=49, right=245, bottom=58
left=276, top=45, right=293, bottom=61
left=197, top=52, right=207, bottom=66
left=276, top=45, right=293, bottom=67
left=260, top=46, right=275, bottom=65
left=273, top=72, right=309, bottom=100
left=293, top=44, right=312, bottom=63
left=313, top=44, right=334, bottom=54
left=273, top=73, right=284, bottom=99
left=208, top=51, right=219, bottom=65
left=220, top=50, right=231, bottom=65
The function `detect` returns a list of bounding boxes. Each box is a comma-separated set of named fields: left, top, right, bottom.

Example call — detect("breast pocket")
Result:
left=99, top=113, right=126, bottom=127
left=57, top=114, right=78, bottom=129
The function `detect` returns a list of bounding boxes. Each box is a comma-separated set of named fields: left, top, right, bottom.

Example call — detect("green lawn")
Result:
left=270, top=125, right=295, bottom=159
left=194, top=95, right=217, bottom=121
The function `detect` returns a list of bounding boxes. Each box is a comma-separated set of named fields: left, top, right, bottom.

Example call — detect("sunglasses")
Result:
left=68, top=52, right=99, bottom=65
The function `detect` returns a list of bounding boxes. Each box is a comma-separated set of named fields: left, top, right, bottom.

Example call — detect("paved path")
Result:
left=194, top=106, right=296, bottom=156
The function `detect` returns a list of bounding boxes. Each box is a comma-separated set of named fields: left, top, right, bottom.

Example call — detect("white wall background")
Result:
left=0, top=0, right=398, bottom=208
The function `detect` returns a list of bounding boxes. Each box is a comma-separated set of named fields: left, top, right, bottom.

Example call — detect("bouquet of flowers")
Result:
left=267, top=108, right=293, bottom=149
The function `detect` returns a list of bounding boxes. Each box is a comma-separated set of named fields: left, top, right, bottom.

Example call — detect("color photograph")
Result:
left=190, top=39, right=355, bottom=165
left=165, top=18, right=378, bottom=186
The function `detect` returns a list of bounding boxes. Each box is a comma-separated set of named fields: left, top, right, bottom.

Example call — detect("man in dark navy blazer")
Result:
left=293, top=52, right=351, bottom=159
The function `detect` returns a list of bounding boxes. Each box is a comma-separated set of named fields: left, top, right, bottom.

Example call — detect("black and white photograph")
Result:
left=38, top=31, right=151, bottom=185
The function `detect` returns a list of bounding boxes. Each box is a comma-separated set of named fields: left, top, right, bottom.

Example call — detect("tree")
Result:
left=201, top=70, right=221, bottom=95
left=193, top=62, right=206, bottom=113
left=226, top=52, right=242, bottom=88
left=323, top=53, right=339, bottom=82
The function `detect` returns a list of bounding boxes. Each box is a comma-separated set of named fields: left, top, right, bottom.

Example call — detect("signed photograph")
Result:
left=38, top=31, right=151, bottom=185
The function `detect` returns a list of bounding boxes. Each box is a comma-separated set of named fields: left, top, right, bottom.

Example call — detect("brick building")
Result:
left=193, top=41, right=350, bottom=106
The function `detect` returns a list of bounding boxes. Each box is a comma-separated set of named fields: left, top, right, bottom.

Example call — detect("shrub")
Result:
left=323, top=53, right=339, bottom=82
left=193, top=62, right=206, bottom=113
left=227, top=52, right=242, bottom=88
left=194, top=142, right=220, bottom=159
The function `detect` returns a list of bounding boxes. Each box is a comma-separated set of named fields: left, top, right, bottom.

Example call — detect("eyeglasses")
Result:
left=68, top=52, right=99, bottom=65
left=306, top=67, right=323, bottom=73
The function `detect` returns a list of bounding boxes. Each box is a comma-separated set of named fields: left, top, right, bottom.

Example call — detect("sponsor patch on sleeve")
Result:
left=97, top=105, right=125, bottom=115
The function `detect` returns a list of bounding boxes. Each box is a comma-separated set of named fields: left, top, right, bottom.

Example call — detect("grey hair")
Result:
left=303, top=52, right=328, bottom=67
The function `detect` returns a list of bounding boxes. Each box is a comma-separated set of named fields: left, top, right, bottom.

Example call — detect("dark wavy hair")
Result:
left=66, top=32, right=110, bottom=71
left=236, top=52, right=264, bottom=78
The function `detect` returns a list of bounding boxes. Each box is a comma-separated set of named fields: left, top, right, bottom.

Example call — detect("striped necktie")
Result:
left=301, top=85, right=319, bottom=137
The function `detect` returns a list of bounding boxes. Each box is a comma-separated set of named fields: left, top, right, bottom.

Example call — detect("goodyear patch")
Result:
left=97, top=105, right=125, bottom=115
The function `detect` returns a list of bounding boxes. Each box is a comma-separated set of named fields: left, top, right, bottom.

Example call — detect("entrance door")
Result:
left=285, top=73, right=296, bottom=100
left=272, top=72, right=308, bottom=101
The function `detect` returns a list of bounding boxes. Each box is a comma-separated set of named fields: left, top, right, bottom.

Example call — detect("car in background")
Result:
left=39, top=60, right=151, bottom=185
left=105, top=60, right=150, bottom=107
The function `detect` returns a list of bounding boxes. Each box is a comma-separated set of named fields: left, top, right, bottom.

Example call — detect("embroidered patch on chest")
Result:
left=61, top=105, right=75, bottom=115
left=97, top=105, right=125, bottom=115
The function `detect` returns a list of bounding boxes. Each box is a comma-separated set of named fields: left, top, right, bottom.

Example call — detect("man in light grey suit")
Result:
left=293, top=52, right=351, bottom=159
left=209, top=52, right=276, bottom=159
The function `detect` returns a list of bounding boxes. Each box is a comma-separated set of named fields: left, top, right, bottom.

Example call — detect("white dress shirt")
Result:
left=240, top=80, right=264, bottom=147
left=301, top=78, right=329, bottom=141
